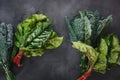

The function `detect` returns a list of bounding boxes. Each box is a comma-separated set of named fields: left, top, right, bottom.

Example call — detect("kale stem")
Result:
left=1, top=62, right=15, bottom=80
left=4, top=67, right=15, bottom=80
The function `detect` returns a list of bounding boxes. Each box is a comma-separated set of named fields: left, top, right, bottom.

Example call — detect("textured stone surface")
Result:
left=0, top=0, right=120, bottom=80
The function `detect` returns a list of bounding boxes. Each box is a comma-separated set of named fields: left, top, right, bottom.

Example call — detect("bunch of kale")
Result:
left=0, top=23, right=14, bottom=80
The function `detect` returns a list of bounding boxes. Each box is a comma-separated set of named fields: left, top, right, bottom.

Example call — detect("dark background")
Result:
left=0, top=0, right=120, bottom=80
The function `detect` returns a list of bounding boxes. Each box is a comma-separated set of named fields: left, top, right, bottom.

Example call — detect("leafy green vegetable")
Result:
left=0, top=23, right=15, bottom=80
left=65, top=10, right=113, bottom=80
left=93, top=35, right=120, bottom=73
left=65, top=10, right=112, bottom=45
left=72, top=41, right=99, bottom=65
left=108, top=34, right=120, bottom=64
left=72, top=35, right=120, bottom=77
left=73, top=41, right=97, bottom=80
left=117, top=56, right=120, bottom=65
left=93, top=39, right=108, bottom=74
left=13, top=14, right=63, bottom=67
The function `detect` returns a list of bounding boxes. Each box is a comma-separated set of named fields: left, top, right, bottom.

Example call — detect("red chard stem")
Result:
left=13, top=50, right=25, bottom=67
left=77, top=52, right=93, bottom=80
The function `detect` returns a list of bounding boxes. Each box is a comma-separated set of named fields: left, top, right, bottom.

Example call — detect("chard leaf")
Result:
left=14, top=14, right=63, bottom=66
left=15, top=14, right=63, bottom=57
left=108, top=35, right=120, bottom=64
left=45, top=31, right=63, bottom=49
left=93, top=39, right=108, bottom=74
left=94, top=54, right=107, bottom=74
left=109, top=52, right=120, bottom=64
left=26, top=30, right=52, bottom=49
left=24, top=31, right=63, bottom=57
left=24, top=48, right=45, bottom=57
left=15, top=14, right=51, bottom=48
left=117, top=56, right=120, bottom=65
left=72, top=41, right=98, bottom=65
left=98, top=39, right=108, bottom=56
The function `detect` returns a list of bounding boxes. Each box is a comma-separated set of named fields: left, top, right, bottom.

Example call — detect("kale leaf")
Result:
left=0, top=23, right=14, bottom=80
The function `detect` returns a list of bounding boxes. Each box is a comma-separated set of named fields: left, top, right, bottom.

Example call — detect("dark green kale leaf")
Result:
left=65, top=10, right=112, bottom=45
left=0, top=23, right=14, bottom=80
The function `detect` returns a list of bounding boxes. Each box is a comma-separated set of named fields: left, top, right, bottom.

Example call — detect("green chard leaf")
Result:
left=15, top=14, right=51, bottom=48
left=14, top=14, right=63, bottom=67
left=24, top=31, right=63, bottom=57
left=45, top=31, right=63, bottom=49
left=117, top=56, right=120, bottom=65
left=72, top=41, right=98, bottom=65
left=72, top=41, right=99, bottom=78
left=108, top=34, right=120, bottom=64
left=93, top=38, right=108, bottom=74
left=72, top=35, right=120, bottom=75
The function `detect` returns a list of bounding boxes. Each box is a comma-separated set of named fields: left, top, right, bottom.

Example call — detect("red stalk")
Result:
left=13, top=50, right=25, bottom=67
left=77, top=53, right=93, bottom=80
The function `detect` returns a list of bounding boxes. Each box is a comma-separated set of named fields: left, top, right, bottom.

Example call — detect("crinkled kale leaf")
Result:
left=0, top=23, right=14, bottom=80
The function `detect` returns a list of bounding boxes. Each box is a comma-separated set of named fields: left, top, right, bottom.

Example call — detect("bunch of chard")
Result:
left=72, top=34, right=120, bottom=80
left=13, top=14, right=63, bottom=67
left=65, top=10, right=116, bottom=80
left=0, top=23, right=15, bottom=80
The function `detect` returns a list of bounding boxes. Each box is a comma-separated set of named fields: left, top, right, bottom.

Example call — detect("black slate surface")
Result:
left=0, top=0, right=120, bottom=80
